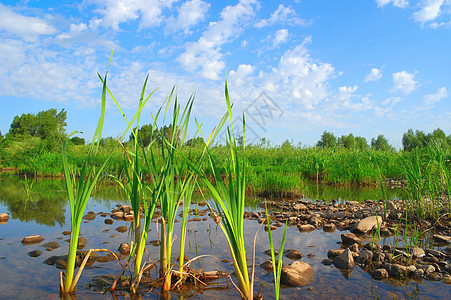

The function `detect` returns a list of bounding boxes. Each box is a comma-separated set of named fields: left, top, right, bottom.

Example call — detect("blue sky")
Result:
left=0, top=0, right=450, bottom=147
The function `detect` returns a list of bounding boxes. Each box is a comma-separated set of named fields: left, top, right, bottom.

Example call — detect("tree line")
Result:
left=1, top=108, right=450, bottom=152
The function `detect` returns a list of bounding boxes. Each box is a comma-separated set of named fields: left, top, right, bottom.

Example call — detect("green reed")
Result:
left=61, top=52, right=112, bottom=294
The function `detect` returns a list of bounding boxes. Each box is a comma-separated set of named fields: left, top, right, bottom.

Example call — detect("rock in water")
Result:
left=118, top=243, right=130, bottom=255
left=333, top=248, right=355, bottom=269
left=280, top=261, right=314, bottom=287
left=0, top=213, right=9, bottom=224
left=355, top=216, right=383, bottom=233
left=22, top=235, right=44, bottom=245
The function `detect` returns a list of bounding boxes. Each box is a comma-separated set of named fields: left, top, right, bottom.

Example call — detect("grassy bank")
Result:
left=1, top=139, right=447, bottom=197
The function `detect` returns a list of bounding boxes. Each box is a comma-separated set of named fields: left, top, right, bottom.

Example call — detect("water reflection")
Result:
left=0, top=175, right=450, bottom=299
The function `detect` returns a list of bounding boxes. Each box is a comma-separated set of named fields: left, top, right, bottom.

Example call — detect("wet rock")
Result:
left=416, top=264, right=435, bottom=275
left=293, top=203, right=307, bottom=211
left=354, top=216, right=383, bottom=233
left=323, top=223, right=335, bottom=232
left=382, top=244, right=392, bottom=252
left=355, top=249, right=373, bottom=265
left=42, top=241, right=61, bottom=250
left=104, top=218, right=114, bottom=225
left=82, top=212, right=96, bottom=221
left=0, top=213, right=9, bottom=224
left=284, top=249, right=303, bottom=260
left=347, top=201, right=359, bottom=206
left=297, top=224, right=316, bottom=232
left=62, top=231, right=71, bottom=235
left=309, top=215, right=321, bottom=227
left=124, top=214, right=134, bottom=222
left=280, top=261, right=314, bottom=287
left=406, top=265, right=417, bottom=276
left=364, top=242, right=381, bottom=252
left=118, top=243, right=130, bottom=255
left=443, top=274, right=451, bottom=284
left=347, top=243, right=360, bottom=254
left=115, top=226, right=128, bottom=233
left=321, top=258, right=333, bottom=265
left=327, top=249, right=345, bottom=259
left=410, top=246, right=425, bottom=258
left=387, top=263, right=407, bottom=278
left=333, top=248, right=355, bottom=269
left=433, top=234, right=451, bottom=245
left=22, top=235, right=44, bottom=245
left=112, top=211, right=124, bottom=219
left=260, top=260, right=274, bottom=272
left=371, top=268, right=389, bottom=280
left=264, top=249, right=279, bottom=256
left=425, top=249, right=446, bottom=259
left=427, top=272, right=442, bottom=281
left=28, top=250, right=42, bottom=257
left=120, top=205, right=132, bottom=214
left=341, top=233, right=363, bottom=246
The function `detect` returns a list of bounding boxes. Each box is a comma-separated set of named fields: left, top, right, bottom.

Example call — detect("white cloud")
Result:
left=413, top=0, right=445, bottom=23
left=92, top=0, right=177, bottom=30
left=272, top=29, right=288, bottom=48
left=255, top=4, right=307, bottom=28
left=364, top=68, right=382, bottom=82
left=0, top=3, right=57, bottom=41
left=375, top=0, right=409, bottom=8
left=166, top=0, right=210, bottom=34
left=391, top=71, right=419, bottom=95
left=177, top=0, right=258, bottom=80
left=422, top=87, right=447, bottom=106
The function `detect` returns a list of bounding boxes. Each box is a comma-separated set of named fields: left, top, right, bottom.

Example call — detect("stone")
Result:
left=260, top=260, right=274, bottom=272
left=425, top=249, right=446, bottom=259
left=42, top=241, right=61, bottom=250
left=443, top=274, right=451, bottom=285
left=406, top=265, right=417, bottom=276
left=309, top=215, right=321, bottom=227
left=298, top=224, right=316, bottom=232
left=293, top=203, right=307, bottom=211
left=416, top=264, right=435, bottom=274
left=410, top=246, right=425, bottom=258
left=112, top=211, right=124, bottom=219
left=264, top=249, right=279, bottom=256
left=280, top=261, right=314, bottom=287
left=323, top=223, right=336, bottom=232
left=327, top=249, right=345, bottom=259
left=354, top=216, right=383, bottom=233
left=115, top=226, right=128, bottom=233
left=124, top=214, right=134, bottom=222
left=22, top=235, right=44, bottom=245
left=28, top=250, right=42, bottom=257
left=104, top=219, right=114, bottom=225
left=62, top=231, right=71, bottom=235
left=321, top=258, right=333, bottom=266
left=118, top=243, right=130, bottom=255
left=356, top=249, right=373, bottom=265
left=390, top=264, right=407, bottom=278
left=371, top=268, right=389, bottom=280
left=341, top=233, right=363, bottom=246
left=120, top=205, right=132, bottom=214
left=333, top=248, right=355, bottom=269
left=0, top=213, right=9, bottom=224
left=433, top=234, right=451, bottom=245
left=82, top=212, right=96, bottom=221
left=284, top=249, right=303, bottom=260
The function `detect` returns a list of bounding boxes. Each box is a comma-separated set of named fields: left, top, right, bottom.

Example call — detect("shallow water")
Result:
left=0, top=175, right=450, bottom=299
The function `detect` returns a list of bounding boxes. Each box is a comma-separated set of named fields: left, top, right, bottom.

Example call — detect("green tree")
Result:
left=371, top=134, right=394, bottom=151
left=184, top=136, right=204, bottom=148
left=355, top=136, right=369, bottom=150
left=70, top=136, right=85, bottom=145
left=7, top=108, right=67, bottom=140
left=317, top=131, right=337, bottom=148
left=338, top=134, right=356, bottom=149
left=402, top=129, right=427, bottom=151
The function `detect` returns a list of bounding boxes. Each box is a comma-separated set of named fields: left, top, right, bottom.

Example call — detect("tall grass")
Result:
left=61, top=53, right=112, bottom=294
left=106, top=74, right=160, bottom=293
left=189, top=82, right=253, bottom=299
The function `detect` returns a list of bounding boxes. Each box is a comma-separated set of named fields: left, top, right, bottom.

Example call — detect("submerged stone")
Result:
left=281, top=261, right=314, bottom=287
left=22, top=235, right=44, bottom=245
